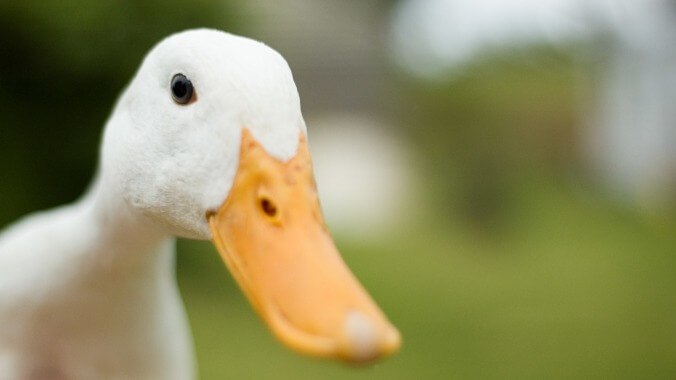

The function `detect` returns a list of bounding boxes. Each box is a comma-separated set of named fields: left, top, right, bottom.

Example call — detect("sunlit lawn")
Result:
left=177, top=177, right=676, bottom=379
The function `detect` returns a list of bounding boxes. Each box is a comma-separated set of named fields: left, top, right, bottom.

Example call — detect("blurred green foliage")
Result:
left=397, top=47, right=579, bottom=231
left=1, top=2, right=675, bottom=379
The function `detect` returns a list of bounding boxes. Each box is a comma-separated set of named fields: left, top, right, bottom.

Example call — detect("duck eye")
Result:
left=171, top=73, right=195, bottom=105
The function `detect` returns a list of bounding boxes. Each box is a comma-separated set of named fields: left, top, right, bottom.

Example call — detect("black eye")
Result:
left=171, top=73, right=195, bottom=105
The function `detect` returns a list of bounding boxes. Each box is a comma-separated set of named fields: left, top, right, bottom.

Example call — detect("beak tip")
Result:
left=342, top=310, right=401, bottom=363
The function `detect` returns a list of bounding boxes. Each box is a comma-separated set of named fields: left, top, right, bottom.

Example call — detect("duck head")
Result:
left=100, top=29, right=400, bottom=362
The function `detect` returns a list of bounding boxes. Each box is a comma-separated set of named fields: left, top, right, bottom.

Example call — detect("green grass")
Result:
left=176, top=177, right=676, bottom=379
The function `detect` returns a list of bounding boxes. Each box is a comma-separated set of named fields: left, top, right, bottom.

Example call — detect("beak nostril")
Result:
left=260, top=198, right=278, bottom=218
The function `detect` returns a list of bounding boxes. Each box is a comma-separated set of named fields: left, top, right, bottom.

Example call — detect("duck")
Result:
left=0, top=29, right=400, bottom=379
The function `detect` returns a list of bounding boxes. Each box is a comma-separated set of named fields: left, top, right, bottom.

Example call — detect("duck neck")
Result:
left=78, top=173, right=173, bottom=270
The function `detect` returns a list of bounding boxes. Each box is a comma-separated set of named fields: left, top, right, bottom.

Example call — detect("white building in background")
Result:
left=390, top=0, right=676, bottom=210
left=308, top=115, right=416, bottom=237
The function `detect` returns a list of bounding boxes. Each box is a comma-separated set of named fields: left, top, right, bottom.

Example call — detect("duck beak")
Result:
left=207, top=129, right=400, bottom=363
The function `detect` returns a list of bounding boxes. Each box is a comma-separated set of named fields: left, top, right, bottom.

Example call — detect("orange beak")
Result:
left=208, top=129, right=400, bottom=362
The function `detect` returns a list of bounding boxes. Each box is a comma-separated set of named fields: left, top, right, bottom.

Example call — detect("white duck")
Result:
left=0, top=29, right=400, bottom=379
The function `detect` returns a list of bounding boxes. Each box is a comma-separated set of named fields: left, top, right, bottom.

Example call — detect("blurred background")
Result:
left=1, top=0, right=675, bottom=378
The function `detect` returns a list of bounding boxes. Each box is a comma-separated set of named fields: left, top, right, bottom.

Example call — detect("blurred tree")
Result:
left=396, top=48, right=577, bottom=232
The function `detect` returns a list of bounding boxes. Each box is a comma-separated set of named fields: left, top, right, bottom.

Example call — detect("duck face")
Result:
left=101, top=29, right=400, bottom=362
left=103, top=29, right=303, bottom=240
